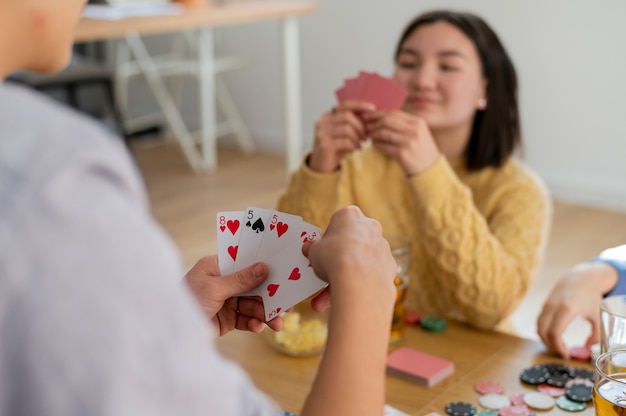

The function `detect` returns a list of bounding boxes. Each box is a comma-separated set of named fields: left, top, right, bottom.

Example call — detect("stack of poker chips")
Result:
left=442, top=362, right=594, bottom=416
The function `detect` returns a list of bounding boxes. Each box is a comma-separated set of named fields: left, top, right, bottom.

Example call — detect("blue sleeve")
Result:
left=595, top=257, right=626, bottom=297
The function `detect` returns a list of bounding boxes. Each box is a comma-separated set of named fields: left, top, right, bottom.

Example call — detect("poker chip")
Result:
left=509, top=393, right=525, bottom=407
left=541, top=363, right=572, bottom=387
left=590, top=343, right=601, bottom=362
left=478, top=394, right=510, bottom=410
left=545, top=372, right=570, bottom=387
left=519, top=365, right=549, bottom=385
left=569, top=367, right=594, bottom=382
left=565, top=379, right=594, bottom=402
left=498, top=405, right=531, bottom=416
left=555, top=396, right=587, bottom=412
left=475, top=410, right=498, bottom=416
left=537, top=383, right=565, bottom=398
left=541, top=363, right=570, bottom=376
left=445, top=401, right=476, bottom=416
left=404, top=309, right=422, bottom=325
left=474, top=380, right=505, bottom=395
left=421, top=316, right=447, bottom=333
left=522, top=392, right=555, bottom=410
left=568, top=345, right=592, bottom=362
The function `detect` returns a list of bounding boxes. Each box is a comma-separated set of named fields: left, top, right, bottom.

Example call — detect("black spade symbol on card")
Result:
left=250, top=218, right=265, bottom=233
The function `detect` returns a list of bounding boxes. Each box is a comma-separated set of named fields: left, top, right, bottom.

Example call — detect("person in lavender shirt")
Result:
left=538, top=245, right=626, bottom=358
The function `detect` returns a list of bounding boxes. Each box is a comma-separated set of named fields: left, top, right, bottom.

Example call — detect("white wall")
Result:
left=215, top=0, right=626, bottom=211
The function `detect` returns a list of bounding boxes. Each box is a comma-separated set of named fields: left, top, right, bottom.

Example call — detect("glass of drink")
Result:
left=594, top=349, right=626, bottom=415
left=385, top=235, right=411, bottom=345
left=601, top=295, right=626, bottom=353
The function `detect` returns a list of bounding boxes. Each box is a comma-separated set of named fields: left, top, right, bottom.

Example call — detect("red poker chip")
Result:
left=498, top=405, right=531, bottom=416
left=405, top=309, right=422, bottom=325
left=475, top=380, right=505, bottom=395
left=568, top=345, right=592, bottom=362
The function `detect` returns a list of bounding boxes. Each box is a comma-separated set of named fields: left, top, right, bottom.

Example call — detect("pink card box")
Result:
left=386, top=347, right=455, bottom=387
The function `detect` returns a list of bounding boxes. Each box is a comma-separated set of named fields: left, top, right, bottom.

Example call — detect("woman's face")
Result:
left=393, top=21, right=487, bottom=134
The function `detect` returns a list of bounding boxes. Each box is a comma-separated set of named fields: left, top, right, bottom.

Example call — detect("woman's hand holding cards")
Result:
left=308, top=100, right=376, bottom=173
left=366, top=110, right=440, bottom=177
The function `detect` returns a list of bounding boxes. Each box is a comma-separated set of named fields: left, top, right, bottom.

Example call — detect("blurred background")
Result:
left=31, top=0, right=626, bottom=345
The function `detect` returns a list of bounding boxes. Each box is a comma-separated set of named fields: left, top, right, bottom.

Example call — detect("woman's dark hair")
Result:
left=395, top=10, right=520, bottom=171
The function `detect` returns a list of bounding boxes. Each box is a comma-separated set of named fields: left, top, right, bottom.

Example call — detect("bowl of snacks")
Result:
left=266, top=304, right=328, bottom=356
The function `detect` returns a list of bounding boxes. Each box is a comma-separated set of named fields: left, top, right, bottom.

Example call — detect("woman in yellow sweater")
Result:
left=278, top=10, right=552, bottom=330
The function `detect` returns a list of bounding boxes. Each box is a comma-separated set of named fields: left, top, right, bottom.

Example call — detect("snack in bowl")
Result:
left=267, top=309, right=328, bottom=356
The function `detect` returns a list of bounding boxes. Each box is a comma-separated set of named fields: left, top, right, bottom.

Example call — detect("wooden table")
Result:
left=75, top=1, right=316, bottom=173
left=217, top=322, right=596, bottom=415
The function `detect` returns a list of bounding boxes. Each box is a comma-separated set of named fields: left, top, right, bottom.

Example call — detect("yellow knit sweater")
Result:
left=278, top=145, right=552, bottom=330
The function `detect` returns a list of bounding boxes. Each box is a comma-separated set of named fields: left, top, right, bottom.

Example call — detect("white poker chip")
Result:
left=591, top=343, right=601, bottom=362
left=478, top=394, right=511, bottom=410
left=523, top=391, right=555, bottom=410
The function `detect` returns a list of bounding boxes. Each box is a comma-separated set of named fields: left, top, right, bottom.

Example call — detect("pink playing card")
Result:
left=362, top=73, right=407, bottom=110
left=386, top=347, right=454, bottom=387
left=216, top=211, right=244, bottom=275
left=334, top=71, right=407, bottom=111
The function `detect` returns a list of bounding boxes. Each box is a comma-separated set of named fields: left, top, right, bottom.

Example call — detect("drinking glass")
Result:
left=601, top=295, right=626, bottom=353
left=594, top=349, right=626, bottom=415
left=385, top=235, right=411, bottom=345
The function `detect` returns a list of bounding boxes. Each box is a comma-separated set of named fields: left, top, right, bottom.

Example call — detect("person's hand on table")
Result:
left=537, top=262, right=618, bottom=358
left=184, top=255, right=283, bottom=336
left=365, top=110, right=440, bottom=177
left=308, top=101, right=376, bottom=173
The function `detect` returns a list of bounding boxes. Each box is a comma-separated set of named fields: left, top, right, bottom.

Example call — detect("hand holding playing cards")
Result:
left=184, top=255, right=283, bottom=336
left=308, top=101, right=377, bottom=173
left=304, top=206, right=396, bottom=309
left=366, top=110, right=440, bottom=176
left=300, top=206, right=397, bottom=416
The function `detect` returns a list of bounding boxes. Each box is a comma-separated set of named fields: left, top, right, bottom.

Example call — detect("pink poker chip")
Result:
left=474, top=380, right=505, bottom=395
left=537, top=383, right=565, bottom=398
left=498, top=405, right=531, bottom=416
left=568, top=345, right=592, bottom=362
left=509, top=393, right=525, bottom=407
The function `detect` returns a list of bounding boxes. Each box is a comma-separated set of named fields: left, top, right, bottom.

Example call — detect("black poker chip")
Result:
left=565, top=379, right=594, bottom=402
left=541, top=363, right=570, bottom=374
left=569, top=367, right=595, bottom=382
left=445, top=401, right=477, bottom=416
left=540, top=363, right=572, bottom=387
left=520, top=365, right=550, bottom=385
left=546, top=372, right=571, bottom=387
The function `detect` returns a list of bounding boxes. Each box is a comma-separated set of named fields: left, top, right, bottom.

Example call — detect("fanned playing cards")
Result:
left=216, top=207, right=327, bottom=322
left=335, top=71, right=408, bottom=110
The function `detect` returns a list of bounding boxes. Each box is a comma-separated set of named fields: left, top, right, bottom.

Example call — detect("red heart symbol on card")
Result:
left=288, top=268, right=301, bottom=281
left=219, top=225, right=225, bottom=232
left=300, top=231, right=307, bottom=237
left=269, top=307, right=282, bottom=319
left=276, top=222, right=288, bottom=238
left=228, top=246, right=238, bottom=261
left=226, top=220, right=240, bottom=235
left=270, top=224, right=275, bottom=230
left=267, top=284, right=279, bottom=297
